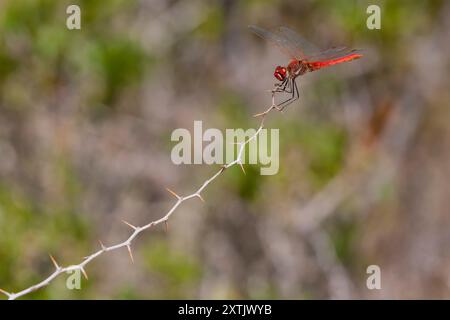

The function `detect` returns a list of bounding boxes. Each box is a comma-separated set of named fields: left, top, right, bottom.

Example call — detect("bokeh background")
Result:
left=1, top=0, right=449, bottom=299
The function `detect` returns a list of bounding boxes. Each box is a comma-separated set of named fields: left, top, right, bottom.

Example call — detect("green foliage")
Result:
left=0, top=0, right=150, bottom=116
left=88, top=37, right=149, bottom=107
left=218, top=93, right=265, bottom=200
left=282, top=117, right=347, bottom=188
left=0, top=180, right=91, bottom=299
left=328, top=216, right=359, bottom=268
left=195, top=4, right=225, bottom=40
left=218, top=92, right=250, bottom=126
left=143, top=242, right=202, bottom=298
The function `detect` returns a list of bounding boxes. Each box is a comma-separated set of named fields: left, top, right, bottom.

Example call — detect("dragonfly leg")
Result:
left=273, top=78, right=293, bottom=110
left=284, top=79, right=299, bottom=108
left=273, top=78, right=290, bottom=93
left=277, top=79, right=299, bottom=110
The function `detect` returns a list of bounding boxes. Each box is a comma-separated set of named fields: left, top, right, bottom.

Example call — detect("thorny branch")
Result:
left=0, top=89, right=285, bottom=300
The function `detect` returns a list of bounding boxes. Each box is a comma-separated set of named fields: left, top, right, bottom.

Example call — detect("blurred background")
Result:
left=0, top=0, right=449, bottom=299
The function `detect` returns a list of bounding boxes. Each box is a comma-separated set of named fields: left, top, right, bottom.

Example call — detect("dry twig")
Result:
left=0, top=89, right=284, bottom=300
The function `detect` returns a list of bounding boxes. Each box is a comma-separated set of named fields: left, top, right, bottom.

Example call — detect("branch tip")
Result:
left=0, top=288, right=10, bottom=297
left=121, top=220, right=137, bottom=230
left=166, top=187, right=181, bottom=200
left=99, top=240, right=106, bottom=251
left=164, top=220, right=169, bottom=232
left=49, top=254, right=60, bottom=269
left=80, top=267, right=88, bottom=280
left=196, top=194, right=205, bottom=202
left=126, top=245, right=134, bottom=263
left=238, top=162, right=246, bottom=175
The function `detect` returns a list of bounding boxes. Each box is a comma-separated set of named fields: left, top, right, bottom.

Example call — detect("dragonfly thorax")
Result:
left=287, top=60, right=309, bottom=78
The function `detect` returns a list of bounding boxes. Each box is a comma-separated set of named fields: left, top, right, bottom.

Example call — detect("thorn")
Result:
left=126, top=245, right=134, bottom=264
left=80, top=267, right=89, bottom=280
left=0, top=288, right=10, bottom=297
left=238, top=161, right=246, bottom=175
left=121, top=220, right=137, bottom=230
left=99, top=240, right=106, bottom=251
left=49, top=254, right=60, bottom=269
left=166, top=187, right=181, bottom=200
left=164, top=220, right=169, bottom=232
left=196, top=194, right=205, bottom=203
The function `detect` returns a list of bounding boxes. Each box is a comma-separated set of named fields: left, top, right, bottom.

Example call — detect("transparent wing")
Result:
left=249, top=25, right=363, bottom=65
left=249, top=25, right=304, bottom=59
left=277, top=26, right=321, bottom=58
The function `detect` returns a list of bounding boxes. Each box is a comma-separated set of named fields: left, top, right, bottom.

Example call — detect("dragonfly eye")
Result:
left=274, top=66, right=287, bottom=81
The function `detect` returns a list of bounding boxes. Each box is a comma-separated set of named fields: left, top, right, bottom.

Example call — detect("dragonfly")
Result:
left=249, top=25, right=363, bottom=109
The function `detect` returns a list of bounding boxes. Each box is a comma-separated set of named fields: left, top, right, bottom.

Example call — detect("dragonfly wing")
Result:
left=249, top=25, right=301, bottom=59
left=305, top=47, right=350, bottom=60
left=277, top=26, right=321, bottom=58
left=249, top=25, right=363, bottom=66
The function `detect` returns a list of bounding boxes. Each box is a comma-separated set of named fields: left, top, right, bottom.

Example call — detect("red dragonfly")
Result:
left=249, top=25, right=363, bottom=108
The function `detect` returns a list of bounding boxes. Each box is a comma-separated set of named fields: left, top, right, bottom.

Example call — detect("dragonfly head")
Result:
left=274, top=66, right=287, bottom=81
